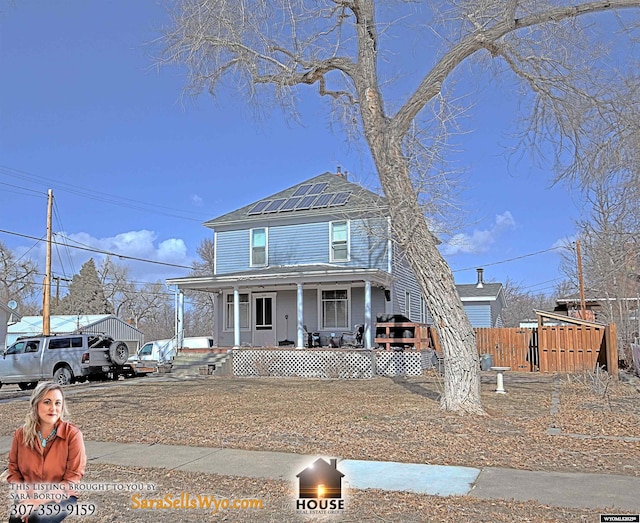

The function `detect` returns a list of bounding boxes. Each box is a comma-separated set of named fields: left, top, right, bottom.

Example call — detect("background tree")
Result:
left=138, top=292, right=176, bottom=341
left=98, top=256, right=134, bottom=318
left=0, top=240, right=40, bottom=314
left=183, top=237, right=216, bottom=336
left=501, top=277, right=561, bottom=328
left=560, top=171, right=640, bottom=363
left=54, top=258, right=112, bottom=315
left=162, top=0, right=640, bottom=412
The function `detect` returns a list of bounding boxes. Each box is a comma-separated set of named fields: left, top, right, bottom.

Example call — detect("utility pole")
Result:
left=576, top=240, right=587, bottom=320
left=53, top=276, right=72, bottom=306
left=42, top=189, right=53, bottom=335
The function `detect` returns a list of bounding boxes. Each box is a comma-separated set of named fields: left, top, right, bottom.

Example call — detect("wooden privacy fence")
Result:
left=374, top=322, right=618, bottom=376
left=465, top=325, right=616, bottom=376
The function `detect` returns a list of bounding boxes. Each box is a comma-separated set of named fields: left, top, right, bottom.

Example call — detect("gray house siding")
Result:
left=215, top=218, right=389, bottom=275
left=348, top=219, right=389, bottom=271
left=490, top=300, right=504, bottom=327
left=391, top=248, right=423, bottom=322
left=463, top=303, right=493, bottom=327
left=269, top=223, right=335, bottom=266
left=216, top=229, right=250, bottom=274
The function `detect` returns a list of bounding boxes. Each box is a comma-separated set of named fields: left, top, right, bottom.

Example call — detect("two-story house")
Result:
left=167, top=170, right=428, bottom=349
left=167, top=170, right=507, bottom=349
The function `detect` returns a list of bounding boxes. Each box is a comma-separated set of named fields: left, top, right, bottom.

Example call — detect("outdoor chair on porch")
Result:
left=303, top=326, right=321, bottom=348
left=341, top=324, right=364, bottom=348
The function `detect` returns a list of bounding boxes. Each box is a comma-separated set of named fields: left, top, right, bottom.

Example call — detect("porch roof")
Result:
left=166, top=264, right=393, bottom=292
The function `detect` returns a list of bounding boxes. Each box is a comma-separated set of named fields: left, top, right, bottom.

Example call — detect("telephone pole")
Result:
left=576, top=240, right=587, bottom=320
left=42, top=189, right=53, bottom=335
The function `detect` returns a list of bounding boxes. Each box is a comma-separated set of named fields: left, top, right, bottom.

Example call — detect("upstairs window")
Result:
left=330, top=221, right=349, bottom=262
left=251, top=228, right=267, bottom=266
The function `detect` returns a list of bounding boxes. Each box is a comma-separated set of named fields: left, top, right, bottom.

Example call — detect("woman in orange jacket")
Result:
left=7, top=382, right=86, bottom=523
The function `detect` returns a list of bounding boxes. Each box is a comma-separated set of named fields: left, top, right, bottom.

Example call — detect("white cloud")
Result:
left=440, top=211, right=516, bottom=256
left=190, top=194, right=204, bottom=207
left=36, top=230, right=192, bottom=282
left=157, top=238, right=188, bottom=262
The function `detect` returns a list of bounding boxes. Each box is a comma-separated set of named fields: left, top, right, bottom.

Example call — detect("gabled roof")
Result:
left=205, top=172, right=387, bottom=229
left=456, top=282, right=504, bottom=301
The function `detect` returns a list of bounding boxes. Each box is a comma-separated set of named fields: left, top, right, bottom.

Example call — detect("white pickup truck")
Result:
left=0, top=333, right=132, bottom=389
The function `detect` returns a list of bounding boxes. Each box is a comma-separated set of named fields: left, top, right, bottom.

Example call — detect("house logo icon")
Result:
left=295, top=458, right=345, bottom=513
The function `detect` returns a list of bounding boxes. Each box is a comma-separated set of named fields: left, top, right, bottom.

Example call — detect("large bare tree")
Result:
left=0, top=241, right=40, bottom=313
left=161, top=0, right=640, bottom=413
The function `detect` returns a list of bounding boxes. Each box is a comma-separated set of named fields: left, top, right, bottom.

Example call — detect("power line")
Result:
left=0, top=228, right=193, bottom=270
left=0, top=165, right=211, bottom=223
left=451, top=246, right=566, bottom=273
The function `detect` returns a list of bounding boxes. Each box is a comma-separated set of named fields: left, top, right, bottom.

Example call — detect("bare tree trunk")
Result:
left=370, top=133, right=483, bottom=413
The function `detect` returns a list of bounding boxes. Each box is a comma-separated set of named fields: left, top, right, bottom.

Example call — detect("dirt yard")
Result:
left=1, top=370, right=639, bottom=522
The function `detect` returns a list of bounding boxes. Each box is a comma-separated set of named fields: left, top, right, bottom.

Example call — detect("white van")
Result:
left=136, top=338, right=177, bottom=364
left=180, top=336, right=215, bottom=350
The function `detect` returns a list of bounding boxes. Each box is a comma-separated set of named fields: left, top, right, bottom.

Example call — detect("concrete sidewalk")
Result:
left=1, top=436, right=638, bottom=513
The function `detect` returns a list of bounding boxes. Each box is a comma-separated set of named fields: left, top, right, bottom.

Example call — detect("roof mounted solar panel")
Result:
left=312, top=193, right=334, bottom=208
left=280, top=196, right=303, bottom=211
left=292, top=184, right=313, bottom=197
left=308, top=182, right=328, bottom=195
left=295, top=195, right=318, bottom=210
left=330, top=191, right=351, bottom=206
left=248, top=200, right=271, bottom=215
left=263, top=198, right=287, bottom=213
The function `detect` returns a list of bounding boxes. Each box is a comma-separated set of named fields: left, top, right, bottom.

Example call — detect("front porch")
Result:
left=167, top=265, right=395, bottom=351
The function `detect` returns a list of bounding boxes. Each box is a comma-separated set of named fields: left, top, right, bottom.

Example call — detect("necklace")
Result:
left=37, top=426, right=57, bottom=448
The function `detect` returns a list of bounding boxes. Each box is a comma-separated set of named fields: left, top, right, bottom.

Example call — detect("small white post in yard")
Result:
left=490, top=366, right=511, bottom=394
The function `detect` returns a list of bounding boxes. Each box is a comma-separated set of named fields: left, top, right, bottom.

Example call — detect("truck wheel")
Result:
left=18, top=382, right=38, bottom=390
left=53, top=366, right=73, bottom=386
left=109, top=342, right=129, bottom=366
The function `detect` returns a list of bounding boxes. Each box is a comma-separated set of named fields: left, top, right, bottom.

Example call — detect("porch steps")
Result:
left=168, top=349, right=232, bottom=377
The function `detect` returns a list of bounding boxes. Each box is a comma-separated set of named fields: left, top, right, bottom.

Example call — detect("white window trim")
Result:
left=420, top=296, right=427, bottom=324
left=405, top=291, right=411, bottom=320
left=329, top=220, right=350, bottom=262
left=250, top=227, right=268, bottom=267
left=317, top=285, right=352, bottom=331
left=223, top=292, right=251, bottom=332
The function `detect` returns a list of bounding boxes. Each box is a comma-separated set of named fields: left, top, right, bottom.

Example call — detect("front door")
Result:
left=253, top=293, right=277, bottom=347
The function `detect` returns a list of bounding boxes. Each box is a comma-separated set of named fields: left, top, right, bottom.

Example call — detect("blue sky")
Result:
left=0, top=1, right=579, bottom=297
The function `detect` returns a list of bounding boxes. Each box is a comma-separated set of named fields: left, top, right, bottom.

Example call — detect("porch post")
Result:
left=176, top=290, right=184, bottom=349
left=296, top=283, right=304, bottom=348
left=212, top=292, right=220, bottom=347
left=233, top=287, right=240, bottom=348
left=364, top=280, right=372, bottom=350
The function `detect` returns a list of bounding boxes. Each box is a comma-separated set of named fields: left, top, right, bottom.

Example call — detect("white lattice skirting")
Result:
left=232, top=349, right=438, bottom=379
